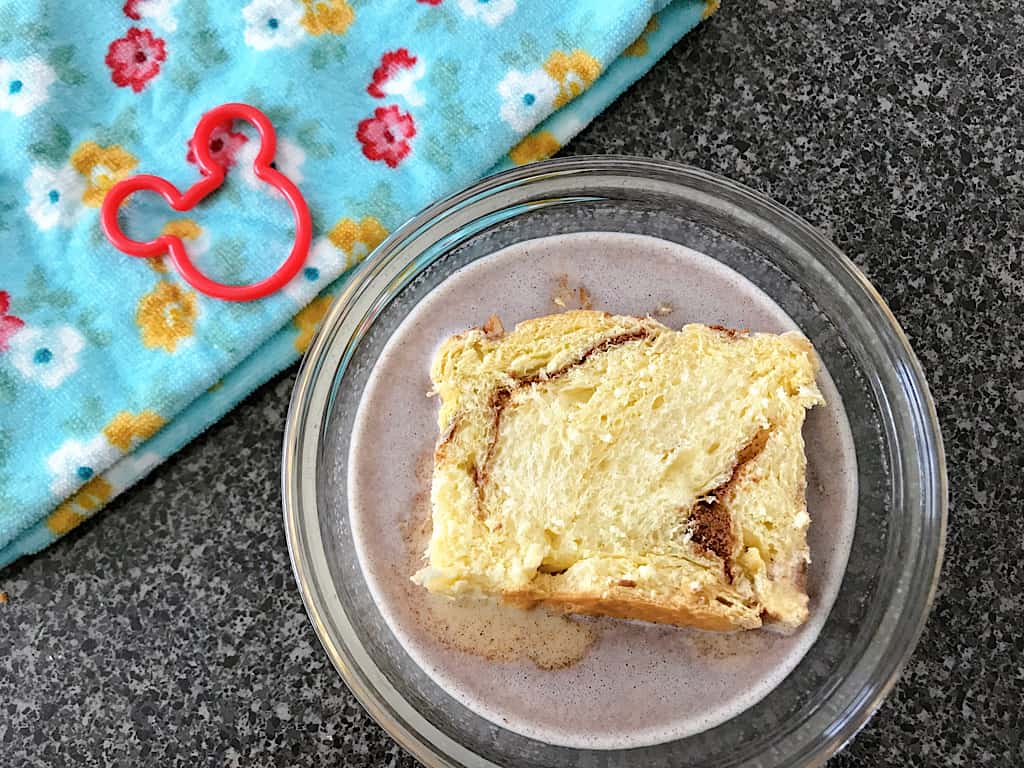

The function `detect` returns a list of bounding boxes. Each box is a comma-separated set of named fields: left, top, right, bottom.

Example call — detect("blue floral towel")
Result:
left=0, top=0, right=718, bottom=567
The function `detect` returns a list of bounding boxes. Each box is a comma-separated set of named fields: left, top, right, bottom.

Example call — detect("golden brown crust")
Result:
left=708, top=324, right=749, bottom=339
left=503, top=588, right=762, bottom=632
left=481, top=314, right=505, bottom=338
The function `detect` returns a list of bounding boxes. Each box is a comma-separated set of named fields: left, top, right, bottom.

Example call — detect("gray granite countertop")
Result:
left=3, top=1, right=1022, bottom=765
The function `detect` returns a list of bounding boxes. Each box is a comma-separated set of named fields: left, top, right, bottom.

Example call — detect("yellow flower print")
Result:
left=703, top=0, right=721, bottom=20
left=69, top=141, right=138, bottom=208
left=46, top=476, right=113, bottom=535
left=162, top=218, right=203, bottom=241
left=144, top=219, right=204, bottom=274
left=543, top=50, right=601, bottom=109
left=327, top=216, right=388, bottom=269
left=103, top=410, right=165, bottom=452
left=136, top=280, right=199, bottom=352
left=301, top=0, right=355, bottom=35
left=624, top=16, right=659, bottom=58
left=509, top=131, right=560, bottom=165
left=293, top=294, right=333, bottom=353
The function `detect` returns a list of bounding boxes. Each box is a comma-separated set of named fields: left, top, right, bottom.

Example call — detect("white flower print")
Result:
left=457, top=0, right=516, bottom=26
left=242, top=0, right=305, bottom=51
left=105, top=451, right=163, bottom=493
left=497, top=68, right=558, bottom=132
left=382, top=61, right=426, bottom=106
left=125, top=0, right=180, bottom=32
left=236, top=136, right=306, bottom=190
left=370, top=53, right=426, bottom=107
left=46, top=435, right=118, bottom=498
left=9, top=324, right=86, bottom=388
left=282, top=237, right=341, bottom=305
left=0, top=56, right=57, bottom=117
left=24, top=163, right=86, bottom=230
left=182, top=231, right=210, bottom=260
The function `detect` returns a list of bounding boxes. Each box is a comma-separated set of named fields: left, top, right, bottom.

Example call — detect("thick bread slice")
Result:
left=413, top=310, right=824, bottom=631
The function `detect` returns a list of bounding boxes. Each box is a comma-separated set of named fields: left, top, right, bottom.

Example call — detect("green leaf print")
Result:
left=366, top=183, right=398, bottom=224
left=414, top=5, right=457, bottom=33
left=429, top=58, right=461, bottom=99
left=500, top=49, right=527, bottom=68
left=519, top=33, right=542, bottom=62
left=210, top=237, right=248, bottom=284
left=192, top=28, right=229, bottom=69
left=28, top=123, right=71, bottom=164
left=167, top=0, right=227, bottom=93
left=95, top=107, right=140, bottom=147
left=76, top=312, right=113, bottom=348
left=89, top=220, right=109, bottom=250
left=310, top=38, right=348, bottom=70
left=260, top=103, right=298, bottom=131
left=415, top=9, right=443, bottom=33
left=17, top=266, right=74, bottom=314
left=310, top=42, right=331, bottom=71
left=61, top=395, right=105, bottom=436
left=441, top=103, right=480, bottom=138
left=421, top=61, right=480, bottom=177
left=297, top=121, right=335, bottom=160
left=49, top=44, right=72, bottom=66
left=331, top=38, right=348, bottom=63
left=500, top=34, right=547, bottom=69
left=186, top=0, right=229, bottom=67
left=24, top=23, right=48, bottom=41
left=225, top=301, right=260, bottom=323
left=0, top=370, right=19, bottom=405
left=48, top=44, right=86, bottom=86
left=0, top=196, right=16, bottom=232
left=340, top=182, right=398, bottom=229
left=170, top=66, right=202, bottom=92
left=0, top=19, right=49, bottom=46
left=423, top=136, right=453, bottom=174
left=202, top=322, right=243, bottom=357
left=557, top=29, right=584, bottom=50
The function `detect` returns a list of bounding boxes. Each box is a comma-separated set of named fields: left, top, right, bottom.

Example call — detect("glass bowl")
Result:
left=282, top=157, right=946, bottom=767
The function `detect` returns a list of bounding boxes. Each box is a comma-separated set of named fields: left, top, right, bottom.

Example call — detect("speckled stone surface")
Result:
left=3, top=1, right=1022, bottom=765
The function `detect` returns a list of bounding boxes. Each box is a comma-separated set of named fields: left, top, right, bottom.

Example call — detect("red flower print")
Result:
left=0, top=291, right=25, bottom=353
left=123, top=0, right=142, bottom=19
left=357, top=105, right=416, bottom=168
left=186, top=120, right=249, bottom=169
left=105, top=28, right=167, bottom=93
left=368, top=49, right=418, bottom=99
left=417, top=0, right=443, bottom=5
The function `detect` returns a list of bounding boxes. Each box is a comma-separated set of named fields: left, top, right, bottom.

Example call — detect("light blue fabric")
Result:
left=0, top=0, right=715, bottom=567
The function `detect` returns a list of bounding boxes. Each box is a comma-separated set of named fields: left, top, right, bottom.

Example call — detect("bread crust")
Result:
left=503, top=588, right=761, bottom=632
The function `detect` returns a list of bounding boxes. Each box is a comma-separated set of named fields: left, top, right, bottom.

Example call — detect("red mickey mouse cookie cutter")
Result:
left=100, top=102, right=311, bottom=302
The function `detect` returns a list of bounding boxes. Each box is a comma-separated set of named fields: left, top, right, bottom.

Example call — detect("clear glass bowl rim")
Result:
left=282, top=156, right=947, bottom=768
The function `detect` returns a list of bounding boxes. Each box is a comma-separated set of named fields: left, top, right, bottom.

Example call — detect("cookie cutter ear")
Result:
left=100, top=102, right=311, bottom=302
